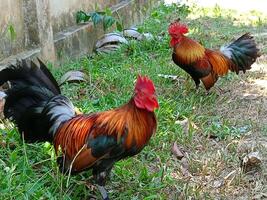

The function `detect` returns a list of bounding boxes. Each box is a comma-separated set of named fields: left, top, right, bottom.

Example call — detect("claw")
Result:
left=97, top=185, right=109, bottom=200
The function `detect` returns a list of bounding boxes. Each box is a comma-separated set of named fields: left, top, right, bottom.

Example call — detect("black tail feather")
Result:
left=220, top=33, right=260, bottom=74
left=0, top=59, right=74, bottom=142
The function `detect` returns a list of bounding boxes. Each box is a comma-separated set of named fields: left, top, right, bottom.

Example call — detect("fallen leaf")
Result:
left=95, top=44, right=120, bottom=54
left=175, top=118, right=189, bottom=134
left=123, top=28, right=144, bottom=40
left=123, top=28, right=160, bottom=41
left=212, top=179, right=224, bottom=188
left=171, top=142, right=185, bottom=160
left=0, top=98, right=5, bottom=119
left=59, top=70, right=88, bottom=85
left=180, top=157, right=192, bottom=178
left=143, top=33, right=155, bottom=40
left=158, top=74, right=178, bottom=81
left=0, top=141, right=16, bottom=149
left=242, top=151, right=262, bottom=171
left=95, top=33, right=128, bottom=49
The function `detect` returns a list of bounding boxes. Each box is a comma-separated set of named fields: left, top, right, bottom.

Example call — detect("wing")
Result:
left=54, top=114, right=125, bottom=173
left=172, top=52, right=211, bottom=79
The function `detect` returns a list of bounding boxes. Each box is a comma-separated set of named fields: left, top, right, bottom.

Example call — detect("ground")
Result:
left=0, top=1, right=267, bottom=199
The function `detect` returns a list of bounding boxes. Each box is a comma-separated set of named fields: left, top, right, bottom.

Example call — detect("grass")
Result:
left=1, top=1, right=267, bottom=199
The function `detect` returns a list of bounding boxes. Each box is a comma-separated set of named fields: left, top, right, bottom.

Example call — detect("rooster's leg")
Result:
left=93, top=167, right=112, bottom=200
left=97, top=185, right=109, bottom=200
left=193, top=78, right=200, bottom=91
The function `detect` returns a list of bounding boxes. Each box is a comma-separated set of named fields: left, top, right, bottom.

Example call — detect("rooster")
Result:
left=168, top=20, right=260, bottom=92
left=0, top=59, right=159, bottom=200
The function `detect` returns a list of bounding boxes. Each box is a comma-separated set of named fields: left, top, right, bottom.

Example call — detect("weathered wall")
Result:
left=0, top=0, right=25, bottom=60
left=49, top=0, right=122, bottom=33
left=0, top=0, right=159, bottom=67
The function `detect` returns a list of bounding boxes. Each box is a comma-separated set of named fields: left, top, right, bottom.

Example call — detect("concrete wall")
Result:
left=49, top=0, right=122, bottom=33
left=0, top=0, right=158, bottom=67
left=0, top=0, right=25, bottom=59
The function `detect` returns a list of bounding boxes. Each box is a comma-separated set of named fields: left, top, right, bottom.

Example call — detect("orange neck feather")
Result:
left=96, top=99, right=156, bottom=149
left=173, top=36, right=205, bottom=64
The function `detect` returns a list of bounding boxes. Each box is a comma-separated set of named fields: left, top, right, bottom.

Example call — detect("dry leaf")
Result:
left=0, top=94, right=5, bottom=119
left=171, top=142, right=185, bottom=159
left=123, top=28, right=158, bottom=41
left=0, top=141, right=16, bottom=149
left=123, top=28, right=144, bottom=40
left=59, top=71, right=88, bottom=85
left=242, top=151, right=262, bottom=171
left=96, top=44, right=120, bottom=54
left=158, top=74, right=178, bottom=81
left=175, top=118, right=189, bottom=134
left=95, top=33, right=128, bottom=49
left=212, top=179, right=224, bottom=188
left=180, top=157, right=192, bottom=178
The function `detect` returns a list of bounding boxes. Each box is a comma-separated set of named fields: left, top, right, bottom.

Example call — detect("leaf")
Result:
left=158, top=74, right=179, bottom=80
left=175, top=117, right=189, bottom=134
left=96, top=44, right=120, bottom=54
left=91, top=12, right=103, bottom=26
left=137, top=26, right=145, bottom=33
left=116, top=21, right=123, bottom=32
left=171, top=142, right=185, bottom=160
left=0, top=99, right=5, bottom=119
left=212, top=179, right=224, bottom=188
left=76, top=11, right=91, bottom=23
left=59, top=70, right=88, bottom=85
left=123, top=28, right=143, bottom=40
left=96, top=11, right=106, bottom=15
left=242, top=151, right=262, bottom=171
left=104, top=8, right=113, bottom=16
left=7, top=24, right=16, bottom=41
left=103, top=15, right=115, bottom=31
left=180, top=157, right=192, bottom=178
left=95, top=33, right=128, bottom=49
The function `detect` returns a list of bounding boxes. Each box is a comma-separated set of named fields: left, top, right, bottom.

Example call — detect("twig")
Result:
left=66, top=144, right=86, bottom=187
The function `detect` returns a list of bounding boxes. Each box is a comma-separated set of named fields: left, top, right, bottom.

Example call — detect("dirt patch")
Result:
left=217, top=61, right=267, bottom=132
left=172, top=60, right=267, bottom=199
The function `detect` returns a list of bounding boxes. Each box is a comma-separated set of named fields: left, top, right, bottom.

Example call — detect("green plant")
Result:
left=1, top=24, right=16, bottom=41
left=76, top=8, right=123, bottom=31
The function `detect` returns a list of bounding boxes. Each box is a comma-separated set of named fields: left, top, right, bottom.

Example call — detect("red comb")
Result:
left=135, top=75, right=155, bottom=94
left=168, top=21, right=188, bottom=35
